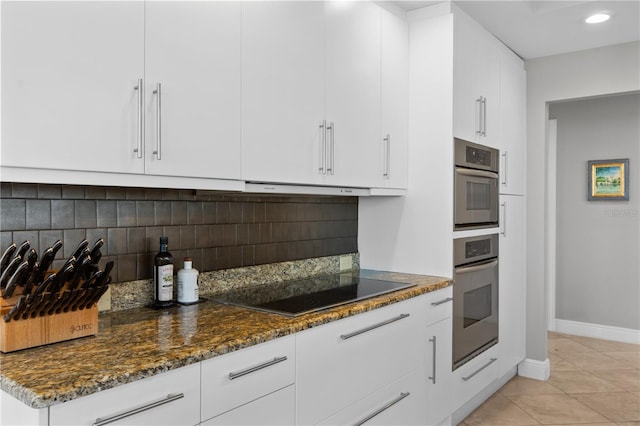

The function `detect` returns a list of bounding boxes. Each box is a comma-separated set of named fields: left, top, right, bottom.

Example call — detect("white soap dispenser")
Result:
left=177, top=257, right=199, bottom=304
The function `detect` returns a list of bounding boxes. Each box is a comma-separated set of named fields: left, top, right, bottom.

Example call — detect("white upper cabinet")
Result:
left=242, top=1, right=384, bottom=189
left=453, top=10, right=500, bottom=148
left=380, top=6, right=409, bottom=189
left=241, top=1, right=325, bottom=186
left=1, top=1, right=145, bottom=174
left=324, top=1, right=381, bottom=188
left=144, top=2, right=241, bottom=180
left=499, top=50, right=526, bottom=195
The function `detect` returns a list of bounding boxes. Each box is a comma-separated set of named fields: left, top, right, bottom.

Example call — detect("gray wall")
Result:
left=525, top=41, right=640, bottom=362
left=550, top=93, right=639, bottom=330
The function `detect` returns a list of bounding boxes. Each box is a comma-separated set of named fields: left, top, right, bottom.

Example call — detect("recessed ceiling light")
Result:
left=585, top=13, right=610, bottom=24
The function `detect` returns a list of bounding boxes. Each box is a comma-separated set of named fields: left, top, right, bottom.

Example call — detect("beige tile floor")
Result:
left=460, top=331, right=640, bottom=425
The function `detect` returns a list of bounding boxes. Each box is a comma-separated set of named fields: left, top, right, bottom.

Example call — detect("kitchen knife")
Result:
left=4, top=295, right=29, bottom=322
left=53, top=289, right=76, bottom=314
left=14, top=240, right=30, bottom=261
left=0, top=243, right=17, bottom=273
left=23, top=248, right=38, bottom=280
left=68, top=254, right=93, bottom=291
left=30, top=246, right=56, bottom=287
left=22, top=261, right=40, bottom=296
left=39, top=291, right=63, bottom=317
left=93, top=261, right=114, bottom=288
left=50, top=262, right=75, bottom=293
left=27, top=292, right=52, bottom=318
left=89, top=238, right=104, bottom=260
left=71, top=239, right=89, bottom=260
left=81, top=285, right=109, bottom=310
left=0, top=256, right=23, bottom=289
left=2, top=260, right=30, bottom=298
left=69, top=287, right=93, bottom=312
left=32, top=272, right=56, bottom=297
left=49, top=239, right=63, bottom=258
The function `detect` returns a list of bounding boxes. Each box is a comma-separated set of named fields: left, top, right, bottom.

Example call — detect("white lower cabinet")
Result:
left=318, top=371, right=426, bottom=426
left=451, top=345, right=499, bottom=412
left=201, top=385, right=295, bottom=426
left=296, top=295, right=427, bottom=425
left=200, top=335, right=295, bottom=424
left=423, top=287, right=453, bottom=426
left=49, top=363, right=200, bottom=426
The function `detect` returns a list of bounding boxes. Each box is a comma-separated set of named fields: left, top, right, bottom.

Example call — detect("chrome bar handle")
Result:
left=462, top=357, right=497, bottom=381
left=228, top=356, right=288, bottom=380
left=353, top=392, right=410, bottom=426
left=428, top=336, right=437, bottom=384
left=501, top=201, right=507, bottom=237
left=327, top=122, right=335, bottom=175
left=93, top=393, right=184, bottom=426
left=501, top=151, right=508, bottom=185
left=133, top=78, right=143, bottom=158
left=319, top=121, right=326, bottom=174
left=340, top=313, right=410, bottom=340
left=153, top=83, right=162, bottom=160
left=481, top=96, right=487, bottom=136
left=476, top=97, right=483, bottom=135
left=431, top=297, right=453, bottom=306
left=383, top=134, right=391, bottom=179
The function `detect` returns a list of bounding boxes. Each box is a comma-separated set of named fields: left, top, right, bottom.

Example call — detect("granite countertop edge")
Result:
left=0, top=271, right=452, bottom=409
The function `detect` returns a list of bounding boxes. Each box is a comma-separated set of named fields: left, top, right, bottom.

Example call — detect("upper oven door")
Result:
left=455, top=167, right=499, bottom=228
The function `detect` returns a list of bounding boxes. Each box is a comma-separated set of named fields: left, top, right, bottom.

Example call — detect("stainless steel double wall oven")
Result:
left=453, top=138, right=500, bottom=370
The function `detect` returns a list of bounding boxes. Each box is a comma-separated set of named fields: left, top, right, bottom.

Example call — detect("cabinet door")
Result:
left=1, top=1, right=144, bottom=174
left=317, top=372, right=426, bottom=426
left=380, top=6, right=409, bottom=189
left=49, top=363, right=200, bottom=426
left=425, top=317, right=452, bottom=426
left=499, top=52, right=526, bottom=195
left=201, top=335, right=295, bottom=422
left=202, top=385, right=294, bottom=426
left=296, top=296, right=426, bottom=426
left=498, top=195, right=526, bottom=377
left=144, top=1, right=241, bottom=179
left=453, top=11, right=500, bottom=148
left=241, top=1, right=325, bottom=186
left=324, top=1, right=381, bottom=187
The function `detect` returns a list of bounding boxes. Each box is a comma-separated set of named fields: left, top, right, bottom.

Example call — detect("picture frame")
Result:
left=587, top=158, right=629, bottom=201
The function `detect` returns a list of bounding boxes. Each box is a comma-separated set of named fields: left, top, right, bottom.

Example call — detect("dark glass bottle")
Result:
left=154, top=236, right=174, bottom=307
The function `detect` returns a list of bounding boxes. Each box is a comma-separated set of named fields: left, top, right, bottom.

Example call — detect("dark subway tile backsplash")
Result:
left=0, top=183, right=358, bottom=282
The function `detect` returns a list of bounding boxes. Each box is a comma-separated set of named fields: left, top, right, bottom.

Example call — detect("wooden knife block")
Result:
left=0, top=293, right=98, bottom=353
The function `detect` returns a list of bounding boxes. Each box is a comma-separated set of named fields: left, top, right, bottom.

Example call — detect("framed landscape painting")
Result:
left=588, top=159, right=629, bottom=201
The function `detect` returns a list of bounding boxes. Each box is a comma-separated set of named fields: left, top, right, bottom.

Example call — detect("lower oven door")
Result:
left=454, top=167, right=499, bottom=228
left=453, top=258, right=499, bottom=369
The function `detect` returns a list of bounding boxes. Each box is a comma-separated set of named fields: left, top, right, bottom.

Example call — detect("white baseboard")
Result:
left=553, top=319, right=640, bottom=345
left=518, top=358, right=550, bottom=381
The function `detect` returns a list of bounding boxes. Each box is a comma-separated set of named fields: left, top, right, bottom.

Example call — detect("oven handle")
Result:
left=455, top=259, right=498, bottom=275
left=455, top=167, right=498, bottom=180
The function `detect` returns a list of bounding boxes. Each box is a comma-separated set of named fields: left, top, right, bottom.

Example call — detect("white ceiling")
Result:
left=393, top=0, right=640, bottom=59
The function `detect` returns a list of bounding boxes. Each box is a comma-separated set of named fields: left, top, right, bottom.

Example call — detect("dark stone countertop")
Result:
left=0, top=270, right=451, bottom=409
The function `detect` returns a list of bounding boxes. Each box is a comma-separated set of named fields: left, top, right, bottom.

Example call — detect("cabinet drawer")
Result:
left=318, top=371, right=426, bottom=426
left=296, top=296, right=426, bottom=425
left=452, top=345, right=499, bottom=411
left=201, top=335, right=295, bottom=422
left=424, top=286, right=453, bottom=325
left=202, top=385, right=294, bottom=426
left=49, top=363, right=200, bottom=426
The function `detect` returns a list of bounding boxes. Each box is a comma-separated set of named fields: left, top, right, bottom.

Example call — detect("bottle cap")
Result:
left=183, top=257, right=192, bottom=269
left=160, top=236, right=168, bottom=244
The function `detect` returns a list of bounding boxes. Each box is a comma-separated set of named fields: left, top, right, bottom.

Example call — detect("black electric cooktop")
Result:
left=211, top=274, right=415, bottom=317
